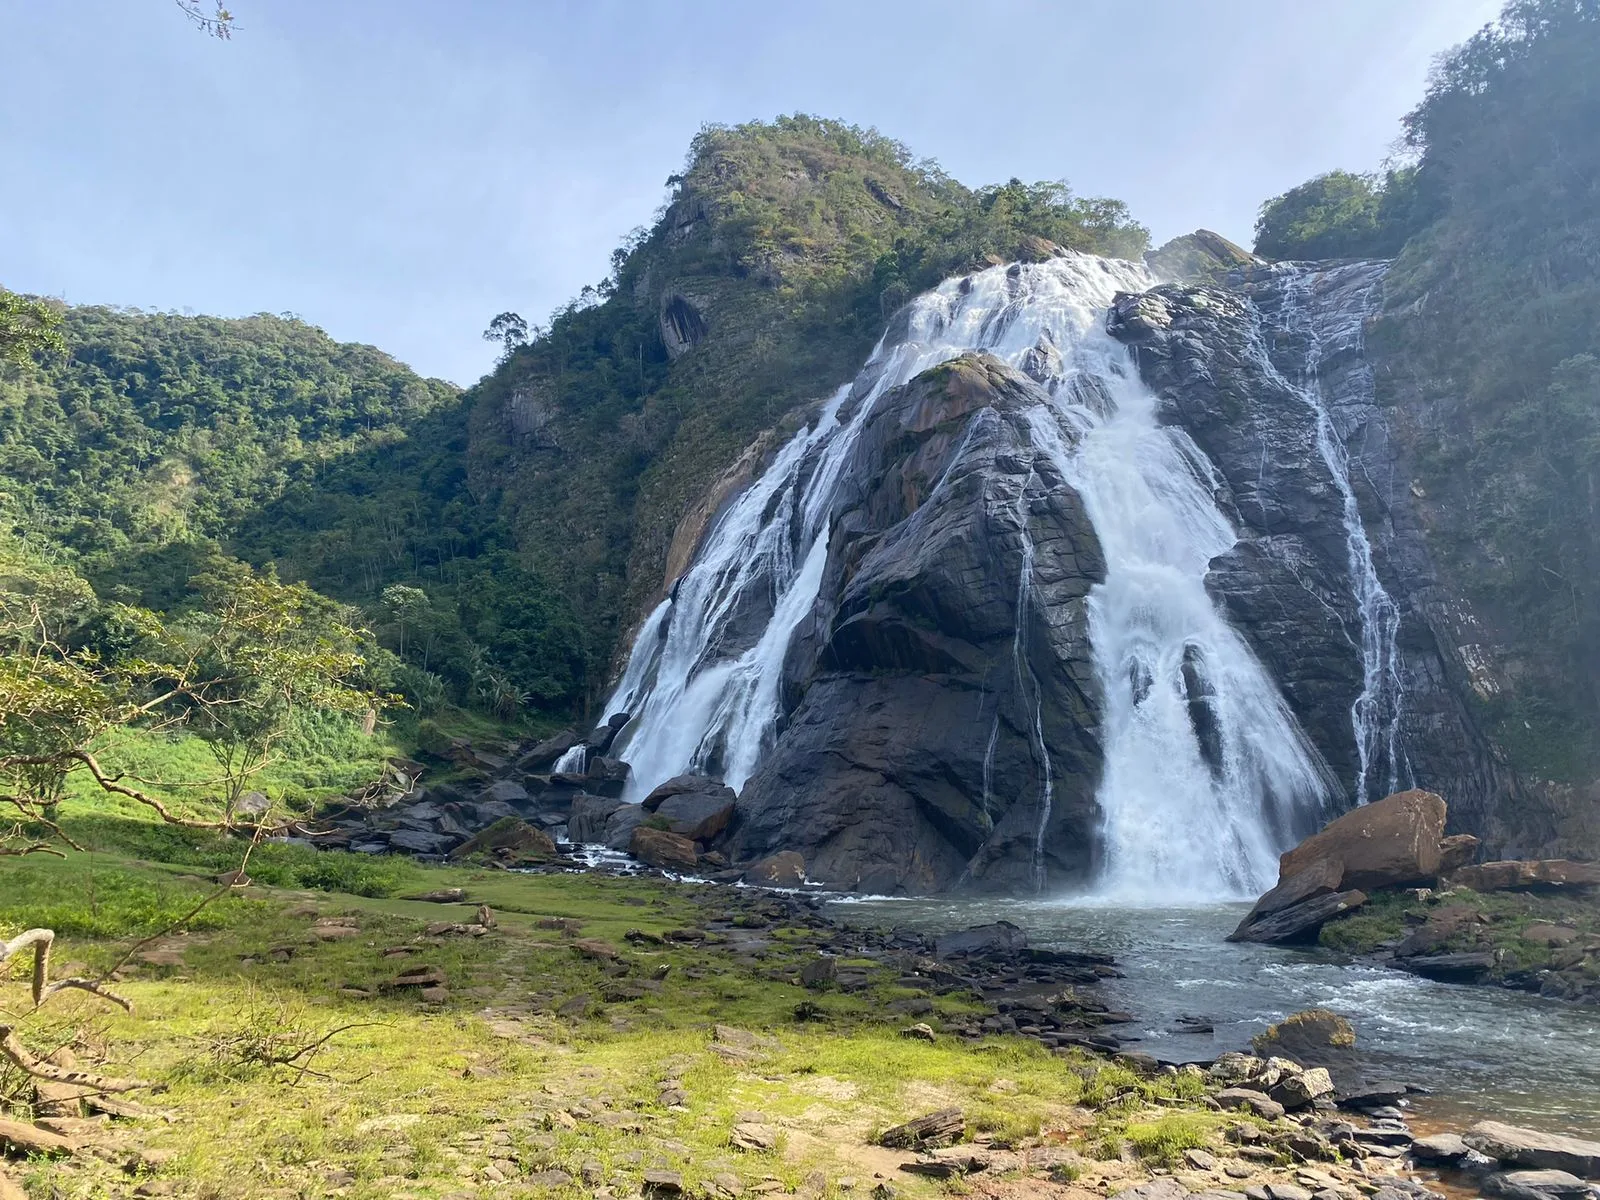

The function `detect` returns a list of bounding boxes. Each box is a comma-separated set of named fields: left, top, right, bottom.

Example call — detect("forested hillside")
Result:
left=0, top=302, right=587, bottom=726
left=1255, top=0, right=1600, bottom=786
left=462, top=115, right=1150, bottom=693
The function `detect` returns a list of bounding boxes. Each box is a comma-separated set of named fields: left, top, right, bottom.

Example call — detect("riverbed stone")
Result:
left=1448, top=861, right=1600, bottom=892
left=1412, top=1133, right=1469, bottom=1162
left=1228, top=891, right=1367, bottom=944
left=629, top=827, right=699, bottom=872
left=1465, top=1122, right=1600, bottom=1179
left=1482, top=1170, right=1596, bottom=1200
left=1215, top=1089, right=1286, bottom=1120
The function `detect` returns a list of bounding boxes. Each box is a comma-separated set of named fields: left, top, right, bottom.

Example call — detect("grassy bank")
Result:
left=1318, top=886, right=1600, bottom=1000
left=2, top=838, right=1305, bottom=1200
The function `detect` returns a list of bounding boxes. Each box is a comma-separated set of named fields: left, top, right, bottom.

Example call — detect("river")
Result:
left=829, top=896, right=1600, bottom=1136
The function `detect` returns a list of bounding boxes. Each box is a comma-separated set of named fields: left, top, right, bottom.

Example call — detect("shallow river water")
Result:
left=828, top=897, right=1600, bottom=1136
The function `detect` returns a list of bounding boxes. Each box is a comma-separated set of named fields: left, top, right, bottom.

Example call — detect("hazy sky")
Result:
left=2, top=0, right=1502, bottom=385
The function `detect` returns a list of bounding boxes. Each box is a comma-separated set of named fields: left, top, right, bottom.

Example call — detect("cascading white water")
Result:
left=552, top=744, right=588, bottom=775
left=606, top=253, right=1336, bottom=898
left=1247, top=265, right=1405, bottom=807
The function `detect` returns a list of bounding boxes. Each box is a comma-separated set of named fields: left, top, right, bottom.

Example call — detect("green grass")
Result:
left=1, top=822, right=1281, bottom=1199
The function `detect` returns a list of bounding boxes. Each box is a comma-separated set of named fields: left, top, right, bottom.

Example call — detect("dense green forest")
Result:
left=1257, top=0, right=1600, bottom=780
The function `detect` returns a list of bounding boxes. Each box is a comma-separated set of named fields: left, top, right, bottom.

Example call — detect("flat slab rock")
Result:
left=1466, top=1122, right=1600, bottom=1179
left=1483, top=1170, right=1598, bottom=1200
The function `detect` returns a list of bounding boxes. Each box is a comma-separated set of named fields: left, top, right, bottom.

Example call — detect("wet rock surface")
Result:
left=1107, top=267, right=1525, bottom=851
left=728, top=353, right=1107, bottom=894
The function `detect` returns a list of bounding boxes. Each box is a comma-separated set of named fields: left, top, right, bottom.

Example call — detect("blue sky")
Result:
left=1, top=0, right=1502, bottom=385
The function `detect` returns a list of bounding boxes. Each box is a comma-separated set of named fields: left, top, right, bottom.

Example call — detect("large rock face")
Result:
left=1108, top=269, right=1534, bottom=853
left=726, top=355, right=1106, bottom=894
left=1277, top=789, right=1447, bottom=890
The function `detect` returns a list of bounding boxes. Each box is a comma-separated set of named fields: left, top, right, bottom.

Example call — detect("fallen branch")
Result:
left=0, top=1027, right=150, bottom=1094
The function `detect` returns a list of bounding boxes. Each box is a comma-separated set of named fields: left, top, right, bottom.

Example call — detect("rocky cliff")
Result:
left=601, top=241, right=1573, bottom=893
left=728, top=355, right=1105, bottom=893
left=1106, top=264, right=1539, bottom=854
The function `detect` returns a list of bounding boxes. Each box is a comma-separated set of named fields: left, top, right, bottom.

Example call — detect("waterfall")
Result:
left=1248, top=264, right=1405, bottom=807
left=605, top=253, right=1335, bottom=898
left=552, top=744, right=588, bottom=775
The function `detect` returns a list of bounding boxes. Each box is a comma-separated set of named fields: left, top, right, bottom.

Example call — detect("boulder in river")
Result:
left=1227, top=889, right=1366, bottom=944
left=650, top=780, right=737, bottom=841
left=741, top=851, right=805, bottom=888
left=1251, top=1008, right=1355, bottom=1061
left=934, top=921, right=1028, bottom=959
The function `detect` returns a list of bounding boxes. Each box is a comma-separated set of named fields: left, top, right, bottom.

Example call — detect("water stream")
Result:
left=1248, top=264, right=1407, bottom=806
left=833, top=897, right=1600, bottom=1135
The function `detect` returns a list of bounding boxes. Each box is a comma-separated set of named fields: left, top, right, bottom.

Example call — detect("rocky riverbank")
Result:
left=1230, top=791, right=1600, bottom=1005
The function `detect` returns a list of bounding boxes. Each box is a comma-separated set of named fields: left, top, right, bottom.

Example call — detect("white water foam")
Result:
left=605, top=254, right=1336, bottom=899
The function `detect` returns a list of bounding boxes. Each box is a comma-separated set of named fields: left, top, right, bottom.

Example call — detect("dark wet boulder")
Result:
left=654, top=786, right=736, bottom=841
left=518, top=729, right=581, bottom=772
left=1228, top=890, right=1366, bottom=944
left=934, top=921, right=1028, bottom=959
left=741, top=852, right=805, bottom=888
left=387, top=829, right=455, bottom=856
left=602, top=803, right=648, bottom=851
left=482, top=778, right=532, bottom=806
left=587, top=711, right=630, bottom=756
left=1233, top=856, right=1343, bottom=937
left=1251, top=1008, right=1355, bottom=1063
left=640, top=774, right=720, bottom=812
left=568, top=793, right=628, bottom=844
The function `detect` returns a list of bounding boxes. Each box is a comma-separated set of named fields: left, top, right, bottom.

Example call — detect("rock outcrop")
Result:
left=1108, top=269, right=1531, bottom=853
left=1232, top=790, right=1450, bottom=943
left=725, top=353, right=1106, bottom=893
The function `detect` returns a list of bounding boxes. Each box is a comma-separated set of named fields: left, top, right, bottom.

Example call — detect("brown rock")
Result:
left=1449, top=860, right=1600, bottom=893
left=1438, top=833, right=1481, bottom=874
left=572, top=938, right=621, bottom=961
left=1278, top=789, right=1447, bottom=891
left=742, top=851, right=806, bottom=888
left=629, top=826, right=699, bottom=872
